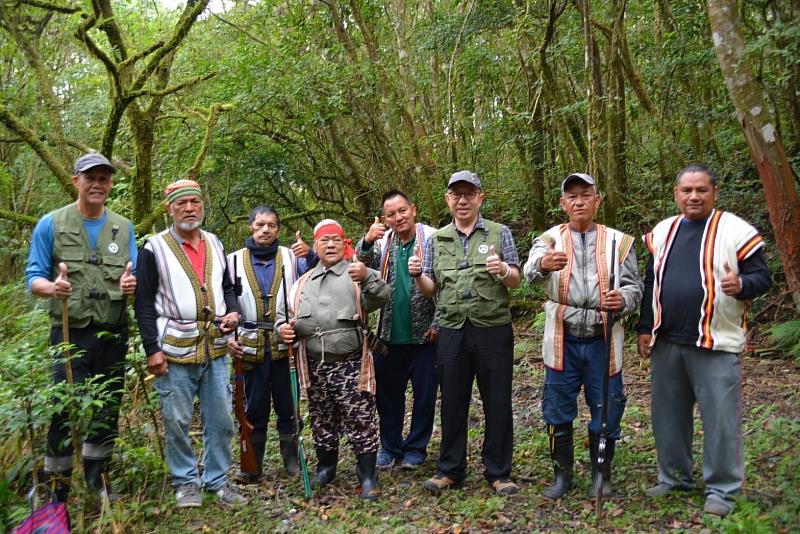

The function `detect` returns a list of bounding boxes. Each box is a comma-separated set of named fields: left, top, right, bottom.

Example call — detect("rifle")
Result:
left=595, top=236, right=616, bottom=519
left=281, top=265, right=312, bottom=500
left=232, top=257, right=258, bottom=475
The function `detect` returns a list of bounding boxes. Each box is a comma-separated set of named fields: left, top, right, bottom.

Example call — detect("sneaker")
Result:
left=175, top=483, right=202, bottom=508
left=212, top=482, right=249, bottom=507
left=491, top=479, right=519, bottom=495
left=376, top=451, right=396, bottom=470
left=422, top=474, right=462, bottom=495
left=645, top=482, right=692, bottom=498
left=703, top=497, right=733, bottom=517
left=399, top=456, right=424, bottom=470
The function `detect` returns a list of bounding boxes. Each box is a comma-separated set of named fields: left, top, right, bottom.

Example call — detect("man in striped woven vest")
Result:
left=637, top=164, right=771, bottom=517
left=524, top=173, right=642, bottom=501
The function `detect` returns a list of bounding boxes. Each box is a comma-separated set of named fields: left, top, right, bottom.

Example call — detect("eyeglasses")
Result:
left=447, top=191, right=479, bottom=200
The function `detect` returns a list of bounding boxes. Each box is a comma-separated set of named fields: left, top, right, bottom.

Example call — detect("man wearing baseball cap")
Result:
left=523, top=173, right=642, bottom=500
left=26, top=152, right=138, bottom=502
left=409, top=170, right=522, bottom=496
left=135, top=179, right=248, bottom=508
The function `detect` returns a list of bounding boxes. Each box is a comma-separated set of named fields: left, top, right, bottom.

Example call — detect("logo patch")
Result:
left=478, top=244, right=489, bottom=254
left=108, top=242, right=119, bottom=254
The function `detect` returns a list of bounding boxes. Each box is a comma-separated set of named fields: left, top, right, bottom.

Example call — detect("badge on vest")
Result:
left=108, top=242, right=119, bottom=254
left=478, top=244, right=489, bottom=254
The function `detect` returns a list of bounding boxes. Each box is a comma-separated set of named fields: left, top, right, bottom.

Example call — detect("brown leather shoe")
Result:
left=491, top=479, right=519, bottom=495
left=422, top=474, right=462, bottom=495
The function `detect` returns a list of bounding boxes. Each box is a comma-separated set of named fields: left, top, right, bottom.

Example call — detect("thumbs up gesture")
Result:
left=720, top=261, right=742, bottom=296
left=408, top=240, right=423, bottom=277
left=53, top=262, right=72, bottom=300
left=349, top=253, right=367, bottom=282
left=291, top=230, right=311, bottom=258
left=365, top=216, right=386, bottom=245
left=119, top=261, right=137, bottom=296
left=486, top=245, right=505, bottom=276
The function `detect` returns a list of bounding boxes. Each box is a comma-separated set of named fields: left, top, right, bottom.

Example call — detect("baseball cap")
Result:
left=447, top=170, right=482, bottom=189
left=74, top=153, right=116, bottom=174
left=561, top=173, right=596, bottom=193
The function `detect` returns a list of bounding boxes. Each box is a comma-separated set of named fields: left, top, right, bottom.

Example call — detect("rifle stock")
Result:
left=232, top=257, right=258, bottom=474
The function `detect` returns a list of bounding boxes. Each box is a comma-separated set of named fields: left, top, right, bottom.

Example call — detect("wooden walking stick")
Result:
left=60, top=298, right=82, bottom=478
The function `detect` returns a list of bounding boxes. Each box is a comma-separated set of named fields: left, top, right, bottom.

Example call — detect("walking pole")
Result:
left=60, top=299, right=82, bottom=478
left=595, top=237, right=616, bottom=519
left=281, top=265, right=312, bottom=500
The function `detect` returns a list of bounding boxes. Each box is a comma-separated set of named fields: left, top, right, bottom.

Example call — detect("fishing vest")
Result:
left=145, top=229, right=229, bottom=364
left=49, top=204, right=132, bottom=329
left=433, top=219, right=511, bottom=329
left=228, top=246, right=298, bottom=364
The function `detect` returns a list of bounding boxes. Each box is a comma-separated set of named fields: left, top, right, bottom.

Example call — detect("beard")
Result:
left=177, top=219, right=202, bottom=231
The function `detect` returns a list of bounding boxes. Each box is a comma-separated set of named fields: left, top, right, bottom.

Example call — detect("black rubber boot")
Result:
left=355, top=452, right=380, bottom=501
left=313, top=449, right=338, bottom=489
left=542, top=423, right=573, bottom=500
left=232, top=440, right=266, bottom=484
left=84, top=458, right=121, bottom=502
left=589, top=434, right=615, bottom=498
left=43, top=469, right=72, bottom=503
left=279, top=434, right=300, bottom=477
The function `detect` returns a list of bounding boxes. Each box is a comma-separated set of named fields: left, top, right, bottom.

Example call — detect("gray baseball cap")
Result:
left=561, top=172, right=596, bottom=192
left=447, top=170, right=482, bottom=189
left=74, top=153, right=116, bottom=174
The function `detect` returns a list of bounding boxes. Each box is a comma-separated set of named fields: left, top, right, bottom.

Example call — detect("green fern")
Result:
left=767, top=320, right=800, bottom=360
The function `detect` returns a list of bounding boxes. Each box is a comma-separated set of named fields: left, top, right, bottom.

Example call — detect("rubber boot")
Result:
left=43, top=469, right=72, bottom=503
left=85, top=458, right=122, bottom=503
left=313, top=449, right=338, bottom=489
left=279, top=434, right=300, bottom=476
left=355, top=452, right=380, bottom=501
left=589, top=434, right=615, bottom=498
left=542, top=423, right=573, bottom=500
left=232, top=440, right=265, bottom=484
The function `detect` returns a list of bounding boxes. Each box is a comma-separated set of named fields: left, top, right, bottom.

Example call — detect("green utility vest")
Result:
left=433, top=220, right=511, bottom=329
left=48, top=205, right=132, bottom=329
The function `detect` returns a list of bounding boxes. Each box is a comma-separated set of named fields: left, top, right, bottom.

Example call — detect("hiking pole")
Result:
left=60, top=299, right=83, bottom=479
left=595, top=237, right=616, bottom=519
left=281, top=265, right=312, bottom=500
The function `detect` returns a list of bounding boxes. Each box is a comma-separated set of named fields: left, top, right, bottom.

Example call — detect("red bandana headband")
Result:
left=313, top=219, right=356, bottom=260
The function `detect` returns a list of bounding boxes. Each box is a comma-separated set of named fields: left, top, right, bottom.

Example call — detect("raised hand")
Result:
left=119, top=261, right=136, bottom=296
left=408, top=241, right=422, bottom=277
left=540, top=249, right=569, bottom=272
left=53, top=262, right=72, bottom=300
left=291, top=230, right=311, bottom=258
left=720, top=261, right=742, bottom=296
left=349, top=254, right=367, bottom=282
left=365, top=216, right=386, bottom=245
left=486, top=245, right=504, bottom=276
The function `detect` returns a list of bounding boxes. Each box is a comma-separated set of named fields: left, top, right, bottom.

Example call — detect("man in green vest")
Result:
left=26, top=153, right=138, bottom=502
left=409, top=170, right=521, bottom=496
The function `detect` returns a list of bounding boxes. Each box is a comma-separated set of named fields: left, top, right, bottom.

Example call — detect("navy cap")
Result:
left=447, top=170, right=482, bottom=189
left=74, top=153, right=116, bottom=174
left=561, top=173, right=596, bottom=193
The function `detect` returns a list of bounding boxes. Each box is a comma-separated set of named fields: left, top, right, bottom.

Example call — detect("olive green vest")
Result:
left=49, top=204, right=132, bottom=328
left=433, top=219, right=511, bottom=328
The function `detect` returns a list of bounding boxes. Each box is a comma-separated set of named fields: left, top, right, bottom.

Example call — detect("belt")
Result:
left=241, top=321, right=274, bottom=331
left=307, top=351, right=360, bottom=363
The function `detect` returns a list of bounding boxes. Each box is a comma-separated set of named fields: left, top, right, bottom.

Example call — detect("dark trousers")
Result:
left=374, top=342, right=437, bottom=463
left=436, top=320, right=514, bottom=483
left=243, top=355, right=295, bottom=440
left=46, top=325, right=127, bottom=468
left=542, top=335, right=626, bottom=439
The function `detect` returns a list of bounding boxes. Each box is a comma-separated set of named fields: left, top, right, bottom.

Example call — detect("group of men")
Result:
left=27, top=153, right=769, bottom=517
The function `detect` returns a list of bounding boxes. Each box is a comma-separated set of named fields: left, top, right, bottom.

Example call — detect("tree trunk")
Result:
left=708, top=0, right=800, bottom=310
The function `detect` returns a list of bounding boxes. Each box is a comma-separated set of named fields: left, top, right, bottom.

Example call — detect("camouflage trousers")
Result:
left=307, top=356, right=379, bottom=454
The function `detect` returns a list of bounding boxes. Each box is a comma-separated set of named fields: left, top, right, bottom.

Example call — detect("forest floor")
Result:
left=128, top=335, right=800, bottom=534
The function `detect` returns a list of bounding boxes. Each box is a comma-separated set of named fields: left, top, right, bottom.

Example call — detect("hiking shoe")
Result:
left=422, top=474, right=462, bottom=495
left=491, top=479, right=519, bottom=495
left=645, top=482, right=691, bottom=498
left=703, top=497, right=733, bottom=517
left=212, top=482, right=249, bottom=507
left=175, top=483, right=202, bottom=508
left=376, top=450, right=396, bottom=470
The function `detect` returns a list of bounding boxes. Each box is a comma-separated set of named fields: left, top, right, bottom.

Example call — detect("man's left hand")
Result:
left=601, top=289, right=624, bottom=312
left=227, top=337, right=244, bottom=359
left=486, top=245, right=506, bottom=276
left=721, top=261, right=742, bottom=296
left=291, top=231, right=310, bottom=258
left=119, top=262, right=136, bottom=296
left=219, top=312, right=240, bottom=334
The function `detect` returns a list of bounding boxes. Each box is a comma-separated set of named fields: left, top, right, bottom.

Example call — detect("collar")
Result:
left=311, top=258, right=348, bottom=279
left=169, top=226, right=205, bottom=246
left=452, top=214, right=486, bottom=237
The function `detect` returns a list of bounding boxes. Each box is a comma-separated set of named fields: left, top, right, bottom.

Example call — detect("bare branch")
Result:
left=211, top=13, right=268, bottom=47
left=120, top=40, right=165, bottom=69
left=126, top=72, right=215, bottom=100
left=74, top=14, right=120, bottom=80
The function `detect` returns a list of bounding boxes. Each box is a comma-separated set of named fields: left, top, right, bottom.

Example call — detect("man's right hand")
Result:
left=637, top=334, right=652, bottom=358
left=540, top=251, right=568, bottom=272
left=147, top=351, right=169, bottom=377
left=279, top=320, right=296, bottom=344
left=53, top=262, right=72, bottom=300
left=364, top=216, right=386, bottom=245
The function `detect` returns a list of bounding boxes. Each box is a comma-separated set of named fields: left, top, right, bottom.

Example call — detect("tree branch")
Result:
left=21, top=0, right=80, bottom=14
left=185, top=103, right=232, bottom=181
left=0, top=208, right=37, bottom=226
left=126, top=72, right=215, bottom=100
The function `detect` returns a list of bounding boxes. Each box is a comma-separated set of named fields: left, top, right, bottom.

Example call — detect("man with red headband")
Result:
left=135, top=179, right=248, bottom=508
left=276, top=219, right=390, bottom=500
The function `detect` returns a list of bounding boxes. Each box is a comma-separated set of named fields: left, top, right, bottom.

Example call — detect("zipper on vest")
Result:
left=580, top=232, right=588, bottom=338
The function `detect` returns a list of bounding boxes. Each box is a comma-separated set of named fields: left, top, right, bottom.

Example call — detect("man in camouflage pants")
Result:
left=277, top=219, right=390, bottom=500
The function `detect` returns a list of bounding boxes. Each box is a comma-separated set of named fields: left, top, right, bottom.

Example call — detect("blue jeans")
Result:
left=374, top=343, right=437, bottom=463
left=542, top=335, right=626, bottom=439
left=154, top=355, right=234, bottom=491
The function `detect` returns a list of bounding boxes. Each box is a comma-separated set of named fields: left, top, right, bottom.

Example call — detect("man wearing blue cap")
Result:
left=26, top=153, right=138, bottom=502
left=409, top=170, right=522, bottom=496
